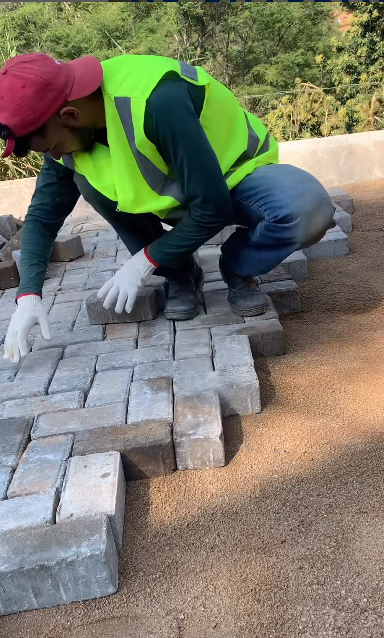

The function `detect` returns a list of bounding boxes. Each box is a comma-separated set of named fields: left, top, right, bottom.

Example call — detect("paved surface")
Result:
left=1, top=181, right=375, bottom=634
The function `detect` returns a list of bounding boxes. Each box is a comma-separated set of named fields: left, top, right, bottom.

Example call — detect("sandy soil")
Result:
left=2, top=180, right=384, bottom=638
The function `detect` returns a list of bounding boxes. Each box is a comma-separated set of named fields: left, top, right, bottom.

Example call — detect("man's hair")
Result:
left=0, top=122, right=45, bottom=157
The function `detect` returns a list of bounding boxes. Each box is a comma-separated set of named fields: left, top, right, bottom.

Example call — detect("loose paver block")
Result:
left=57, top=452, right=126, bottom=550
left=174, top=391, right=225, bottom=470
left=49, top=354, right=96, bottom=395
left=259, top=266, right=291, bottom=284
left=0, top=491, right=56, bottom=534
left=127, top=377, right=173, bottom=427
left=32, top=403, right=127, bottom=440
left=0, top=260, right=19, bottom=288
left=0, top=391, right=84, bottom=419
left=212, top=318, right=285, bottom=358
left=0, top=214, right=17, bottom=241
left=86, top=369, right=133, bottom=408
left=133, top=356, right=213, bottom=381
left=50, top=234, right=84, bottom=262
left=7, top=435, right=73, bottom=499
left=49, top=300, right=81, bottom=324
left=176, top=310, right=243, bottom=331
left=303, top=226, right=349, bottom=260
left=333, top=204, right=352, bottom=235
left=106, top=323, right=139, bottom=341
left=327, top=187, right=353, bottom=214
left=137, top=314, right=173, bottom=349
left=0, top=227, right=23, bottom=261
left=86, top=289, right=158, bottom=324
left=281, top=250, right=308, bottom=281
left=96, top=344, right=173, bottom=372
left=73, top=421, right=176, bottom=481
left=175, top=328, right=211, bottom=360
left=16, top=347, right=62, bottom=383
left=259, top=279, right=300, bottom=314
left=64, top=337, right=135, bottom=359
left=32, top=326, right=104, bottom=351
left=0, top=515, right=118, bottom=615
left=213, top=334, right=254, bottom=371
left=174, top=367, right=261, bottom=417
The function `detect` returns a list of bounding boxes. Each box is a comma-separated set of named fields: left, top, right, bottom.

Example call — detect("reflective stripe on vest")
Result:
left=179, top=61, right=198, bottom=82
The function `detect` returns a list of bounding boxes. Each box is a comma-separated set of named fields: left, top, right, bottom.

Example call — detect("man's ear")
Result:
left=59, top=106, right=81, bottom=126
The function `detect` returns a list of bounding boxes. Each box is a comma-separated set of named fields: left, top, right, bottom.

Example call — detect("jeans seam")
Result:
left=232, top=196, right=268, bottom=218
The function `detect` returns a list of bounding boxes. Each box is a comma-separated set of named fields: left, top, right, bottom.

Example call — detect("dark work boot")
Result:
left=164, top=259, right=204, bottom=321
left=219, top=257, right=267, bottom=317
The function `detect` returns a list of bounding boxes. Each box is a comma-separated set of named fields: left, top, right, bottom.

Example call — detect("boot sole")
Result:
left=229, top=302, right=267, bottom=317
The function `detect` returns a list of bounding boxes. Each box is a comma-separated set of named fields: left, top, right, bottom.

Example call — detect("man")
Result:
left=0, top=53, right=334, bottom=363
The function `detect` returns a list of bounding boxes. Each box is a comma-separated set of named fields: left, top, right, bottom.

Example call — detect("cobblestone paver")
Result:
left=0, top=190, right=353, bottom=614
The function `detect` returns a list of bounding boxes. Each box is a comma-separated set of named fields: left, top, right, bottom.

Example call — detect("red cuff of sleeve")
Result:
left=16, top=293, right=41, bottom=301
left=144, top=247, right=159, bottom=268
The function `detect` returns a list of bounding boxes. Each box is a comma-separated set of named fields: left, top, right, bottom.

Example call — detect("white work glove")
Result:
left=4, top=294, right=51, bottom=363
left=97, top=248, right=155, bottom=314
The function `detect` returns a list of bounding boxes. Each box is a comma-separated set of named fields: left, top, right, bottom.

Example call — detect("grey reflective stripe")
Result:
left=231, top=113, right=260, bottom=169
left=256, top=132, right=270, bottom=157
left=179, top=61, right=198, bottom=82
left=115, top=96, right=185, bottom=205
left=62, top=154, right=75, bottom=171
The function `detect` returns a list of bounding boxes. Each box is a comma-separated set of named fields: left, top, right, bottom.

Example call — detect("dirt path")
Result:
left=2, top=180, right=384, bottom=638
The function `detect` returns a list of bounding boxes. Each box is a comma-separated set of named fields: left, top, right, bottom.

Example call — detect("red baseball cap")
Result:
left=0, top=52, right=103, bottom=157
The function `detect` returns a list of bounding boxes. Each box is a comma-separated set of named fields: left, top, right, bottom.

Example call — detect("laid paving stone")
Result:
left=204, top=289, right=230, bottom=315
left=0, top=369, right=17, bottom=383
left=133, top=356, right=213, bottom=381
left=30, top=321, right=74, bottom=340
left=137, top=314, right=173, bottom=349
left=0, top=227, right=23, bottom=262
left=0, top=234, right=7, bottom=249
left=205, top=230, right=223, bottom=245
left=176, top=310, right=243, bottom=331
left=49, top=355, right=96, bottom=395
left=50, top=234, right=84, bottom=262
left=87, top=257, right=119, bottom=274
left=86, top=289, right=158, bottom=324
left=212, top=334, right=254, bottom=371
left=57, top=452, right=126, bottom=550
left=7, top=435, right=73, bottom=499
left=105, top=323, right=139, bottom=341
left=65, top=252, right=93, bottom=269
left=94, top=243, right=117, bottom=259
left=212, top=318, right=285, bottom=358
left=333, top=204, right=352, bottom=235
left=0, top=491, right=56, bottom=534
left=281, top=250, right=308, bottom=281
left=86, top=369, right=133, bottom=408
left=221, top=225, right=237, bottom=242
left=0, top=260, right=19, bottom=288
left=32, top=403, right=127, bottom=440
left=303, top=226, right=349, bottom=260
left=327, top=187, right=353, bottom=214
left=85, top=270, right=115, bottom=291
left=0, top=377, right=51, bottom=401
left=116, top=249, right=130, bottom=266
left=127, top=377, right=173, bottom=427
left=203, top=279, right=227, bottom=293
left=1, top=391, right=84, bottom=419
left=16, top=347, right=62, bottom=383
left=174, top=367, right=261, bottom=417
left=0, top=467, right=13, bottom=500
left=259, top=279, right=300, bottom=314
left=0, top=350, right=19, bottom=375
left=204, top=271, right=223, bottom=283
left=73, top=305, right=91, bottom=330
left=0, top=214, right=17, bottom=240
left=0, top=515, right=118, bottom=615
left=73, top=421, right=176, bottom=481
left=48, top=300, right=81, bottom=325
left=46, top=262, right=66, bottom=280
left=97, top=344, right=173, bottom=372
left=259, top=265, right=291, bottom=284
left=12, top=249, right=21, bottom=276
left=64, top=337, right=135, bottom=359
left=0, top=417, right=32, bottom=469
left=175, top=328, right=211, bottom=360
left=197, top=246, right=221, bottom=272
left=32, top=326, right=104, bottom=351
left=174, top=391, right=225, bottom=470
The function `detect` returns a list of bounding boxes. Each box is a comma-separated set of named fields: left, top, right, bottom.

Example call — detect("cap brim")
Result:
left=3, top=137, right=15, bottom=158
left=67, top=56, right=103, bottom=101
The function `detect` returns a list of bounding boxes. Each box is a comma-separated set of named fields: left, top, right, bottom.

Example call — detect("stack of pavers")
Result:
left=0, top=187, right=353, bottom=614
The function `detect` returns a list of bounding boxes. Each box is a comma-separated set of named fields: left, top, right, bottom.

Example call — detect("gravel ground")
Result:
left=2, top=179, right=384, bottom=638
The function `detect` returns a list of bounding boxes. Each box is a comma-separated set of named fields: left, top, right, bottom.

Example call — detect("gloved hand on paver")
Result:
left=3, top=294, right=51, bottom=363
left=97, top=248, right=155, bottom=314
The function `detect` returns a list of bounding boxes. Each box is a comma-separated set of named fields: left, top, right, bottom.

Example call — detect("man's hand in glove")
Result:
left=4, top=294, right=51, bottom=363
left=97, top=248, right=155, bottom=314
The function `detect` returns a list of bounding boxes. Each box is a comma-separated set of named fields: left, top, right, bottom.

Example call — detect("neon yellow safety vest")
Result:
left=61, top=55, right=279, bottom=218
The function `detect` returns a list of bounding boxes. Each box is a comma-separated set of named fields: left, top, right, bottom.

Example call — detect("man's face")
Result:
left=29, top=107, right=97, bottom=160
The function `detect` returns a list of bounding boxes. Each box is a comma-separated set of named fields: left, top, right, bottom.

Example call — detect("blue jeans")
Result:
left=221, top=163, right=334, bottom=276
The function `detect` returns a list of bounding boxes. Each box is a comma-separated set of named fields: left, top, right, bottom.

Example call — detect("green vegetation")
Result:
left=0, top=2, right=382, bottom=179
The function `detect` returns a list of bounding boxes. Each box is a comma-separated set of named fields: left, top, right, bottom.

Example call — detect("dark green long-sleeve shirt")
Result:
left=18, top=75, right=234, bottom=297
